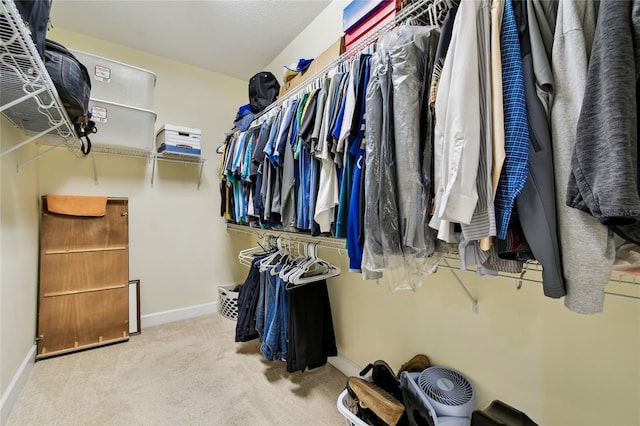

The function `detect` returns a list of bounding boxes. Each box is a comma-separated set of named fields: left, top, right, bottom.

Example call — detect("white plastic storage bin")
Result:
left=89, top=98, right=156, bottom=153
left=70, top=49, right=157, bottom=110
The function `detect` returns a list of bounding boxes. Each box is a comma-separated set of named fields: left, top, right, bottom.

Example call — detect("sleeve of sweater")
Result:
left=567, top=0, right=640, bottom=226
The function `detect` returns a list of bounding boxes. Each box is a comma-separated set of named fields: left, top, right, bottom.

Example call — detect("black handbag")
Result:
left=44, top=39, right=95, bottom=154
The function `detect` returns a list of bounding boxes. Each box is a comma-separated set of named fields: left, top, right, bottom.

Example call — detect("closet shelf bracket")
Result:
left=442, top=258, right=479, bottom=313
left=92, top=153, right=98, bottom=185
left=16, top=139, right=66, bottom=171
left=151, top=153, right=207, bottom=189
left=3, top=121, right=65, bottom=158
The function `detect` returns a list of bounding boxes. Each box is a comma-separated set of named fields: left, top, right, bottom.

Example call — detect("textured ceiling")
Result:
left=49, top=0, right=333, bottom=80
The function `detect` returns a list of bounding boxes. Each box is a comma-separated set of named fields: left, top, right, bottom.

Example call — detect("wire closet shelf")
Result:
left=0, top=0, right=80, bottom=162
left=1, top=0, right=208, bottom=180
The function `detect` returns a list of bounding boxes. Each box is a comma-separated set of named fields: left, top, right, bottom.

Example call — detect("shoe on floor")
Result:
left=347, top=376, right=405, bottom=426
left=396, top=354, right=430, bottom=377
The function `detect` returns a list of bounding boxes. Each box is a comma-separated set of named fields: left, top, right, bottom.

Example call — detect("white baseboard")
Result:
left=140, top=301, right=219, bottom=329
left=0, top=344, right=36, bottom=426
left=328, top=352, right=362, bottom=378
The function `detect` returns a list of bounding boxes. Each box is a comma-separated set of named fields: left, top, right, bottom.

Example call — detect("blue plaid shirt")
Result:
left=495, top=0, right=529, bottom=240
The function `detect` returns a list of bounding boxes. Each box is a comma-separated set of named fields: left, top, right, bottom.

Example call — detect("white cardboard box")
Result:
left=157, top=144, right=201, bottom=157
left=156, top=124, right=201, bottom=150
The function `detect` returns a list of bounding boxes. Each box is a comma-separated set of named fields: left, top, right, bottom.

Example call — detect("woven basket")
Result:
left=218, top=285, right=239, bottom=321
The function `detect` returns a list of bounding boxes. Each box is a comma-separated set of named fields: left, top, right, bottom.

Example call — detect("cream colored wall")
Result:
left=323, top=250, right=640, bottom=426
left=264, top=0, right=348, bottom=85
left=241, top=1, right=640, bottom=424
left=0, top=119, right=40, bottom=419
left=40, top=27, right=250, bottom=314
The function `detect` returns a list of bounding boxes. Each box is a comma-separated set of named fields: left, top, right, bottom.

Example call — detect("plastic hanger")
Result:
left=283, top=242, right=316, bottom=287
left=286, top=243, right=341, bottom=288
left=269, top=239, right=297, bottom=276
left=259, top=237, right=287, bottom=272
left=279, top=241, right=305, bottom=280
left=238, top=237, right=271, bottom=267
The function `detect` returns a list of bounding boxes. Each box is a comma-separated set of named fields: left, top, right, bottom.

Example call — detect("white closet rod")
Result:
left=252, top=0, right=447, bottom=122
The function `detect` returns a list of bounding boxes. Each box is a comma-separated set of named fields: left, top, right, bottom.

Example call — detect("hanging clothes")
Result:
left=287, top=279, right=338, bottom=373
left=337, top=60, right=359, bottom=152
left=550, top=0, right=614, bottom=314
left=513, top=0, right=565, bottom=298
left=334, top=71, right=354, bottom=239
left=488, top=0, right=505, bottom=200
left=457, top=0, right=501, bottom=275
left=235, top=240, right=339, bottom=372
left=235, top=255, right=269, bottom=343
left=296, top=93, right=315, bottom=231
left=459, top=0, right=495, bottom=244
left=430, top=0, right=482, bottom=243
left=347, top=54, right=371, bottom=272
left=494, top=0, right=529, bottom=240
left=361, top=47, right=384, bottom=281
left=281, top=98, right=303, bottom=230
left=362, top=25, right=440, bottom=289
left=315, top=75, right=342, bottom=233
left=374, top=37, right=404, bottom=284
left=252, top=118, right=274, bottom=219
left=261, top=264, right=290, bottom=362
left=389, top=27, right=439, bottom=265
left=569, top=0, right=640, bottom=244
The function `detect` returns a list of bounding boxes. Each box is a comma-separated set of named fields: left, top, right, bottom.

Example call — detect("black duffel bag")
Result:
left=44, top=39, right=96, bottom=155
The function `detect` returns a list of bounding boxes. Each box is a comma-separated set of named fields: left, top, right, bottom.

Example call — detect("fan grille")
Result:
left=418, top=367, right=473, bottom=406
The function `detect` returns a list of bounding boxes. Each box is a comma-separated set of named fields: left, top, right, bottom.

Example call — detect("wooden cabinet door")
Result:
left=37, top=198, right=129, bottom=359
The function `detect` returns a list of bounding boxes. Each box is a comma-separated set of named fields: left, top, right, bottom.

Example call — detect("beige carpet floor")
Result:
left=6, top=313, right=349, bottom=426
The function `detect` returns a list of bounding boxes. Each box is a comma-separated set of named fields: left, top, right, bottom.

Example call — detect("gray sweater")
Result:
left=568, top=0, right=640, bottom=226
left=551, top=0, right=615, bottom=314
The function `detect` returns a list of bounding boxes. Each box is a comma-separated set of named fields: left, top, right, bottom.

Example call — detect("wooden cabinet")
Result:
left=37, top=197, right=129, bottom=359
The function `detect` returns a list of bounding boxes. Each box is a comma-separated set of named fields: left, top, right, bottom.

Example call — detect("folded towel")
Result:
left=47, top=195, right=108, bottom=217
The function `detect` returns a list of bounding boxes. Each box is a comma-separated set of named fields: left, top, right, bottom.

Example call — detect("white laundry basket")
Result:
left=337, top=388, right=370, bottom=426
left=218, top=285, right=239, bottom=321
